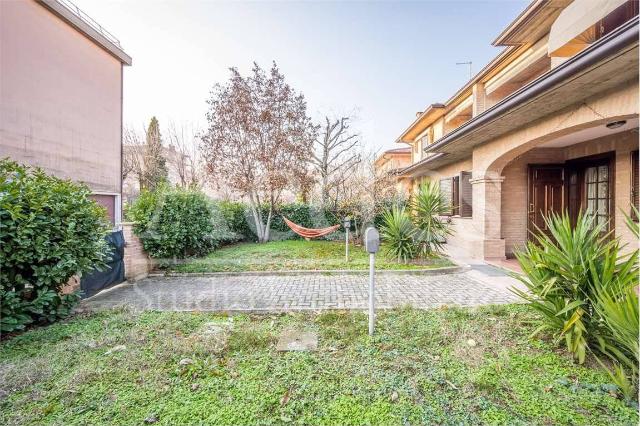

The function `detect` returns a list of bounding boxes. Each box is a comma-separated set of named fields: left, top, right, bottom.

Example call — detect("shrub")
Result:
left=219, top=200, right=253, bottom=241
left=0, top=159, right=111, bottom=332
left=411, top=182, right=451, bottom=256
left=512, top=211, right=638, bottom=368
left=380, top=206, right=417, bottom=263
left=128, top=187, right=239, bottom=260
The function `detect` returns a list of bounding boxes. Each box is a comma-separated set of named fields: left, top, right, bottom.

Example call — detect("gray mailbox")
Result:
left=364, top=226, right=379, bottom=336
left=343, top=217, right=351, bottom=262
left=364, top=227, right=380, bottom=254
left=342, top=217, right=351, bottom=229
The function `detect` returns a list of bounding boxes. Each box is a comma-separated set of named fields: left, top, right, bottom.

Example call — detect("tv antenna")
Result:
left=456, top=61, right=473, bottom=80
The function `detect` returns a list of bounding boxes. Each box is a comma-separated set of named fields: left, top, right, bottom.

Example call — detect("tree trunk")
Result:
left=247, top=192, right=275, bottom=243
left=263, top=207, right=273, bottom=243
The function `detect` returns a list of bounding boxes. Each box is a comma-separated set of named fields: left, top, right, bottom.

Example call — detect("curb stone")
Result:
left=148, top=265, right=468, bottom=278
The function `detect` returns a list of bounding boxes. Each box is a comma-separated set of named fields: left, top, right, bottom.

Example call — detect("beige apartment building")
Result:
left=396, top=0, right=639, bottom=260
left=0, top=0, right=132, bottom=225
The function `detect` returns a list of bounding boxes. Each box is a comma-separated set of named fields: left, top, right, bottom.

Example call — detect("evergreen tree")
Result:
left=143, top=116, right=168, bottom=190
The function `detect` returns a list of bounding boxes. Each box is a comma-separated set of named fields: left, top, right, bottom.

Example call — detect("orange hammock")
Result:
left=282, top=217, right=341, bottom=239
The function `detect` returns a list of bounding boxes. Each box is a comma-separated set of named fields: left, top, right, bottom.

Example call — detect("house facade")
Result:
left=0, top=0, right=132, bottom=225
left=396, top=0, right=639, bottom=260
left=374, top=147, right=413, bottom=194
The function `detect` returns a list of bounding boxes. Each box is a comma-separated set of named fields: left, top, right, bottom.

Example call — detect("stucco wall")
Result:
left=0, top=0, right=122, bottom=193
left=410, top=158, right=472, bottom=194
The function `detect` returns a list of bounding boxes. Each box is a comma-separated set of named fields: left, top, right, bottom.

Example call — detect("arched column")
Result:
left=469, top=173, right=506, bottom=259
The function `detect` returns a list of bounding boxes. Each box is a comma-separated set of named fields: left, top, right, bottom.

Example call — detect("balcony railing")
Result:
left=54, top=0, right=122, bottom=48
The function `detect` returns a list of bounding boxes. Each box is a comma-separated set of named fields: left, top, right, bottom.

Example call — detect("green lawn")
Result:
left=170, top=240, right=454, bottom=273
left=1, top=306, right=637, bottom=425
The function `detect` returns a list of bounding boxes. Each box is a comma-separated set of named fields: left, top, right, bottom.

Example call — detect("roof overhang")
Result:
left=413, top=17, right=638, bottom=172
left=493, top=0, right=573, bottom=47
left=38, top=0, right=132, bottom=65
left=395, top=104, right=446, bottom=143
left=374, top=148, right=411, bottom=167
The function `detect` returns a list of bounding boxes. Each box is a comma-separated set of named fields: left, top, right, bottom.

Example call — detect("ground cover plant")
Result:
left=168, top=240, right=453, bottom=273
left=1, top=305, right=637, bottom=425
left=0, top=159, right=111, bottom=332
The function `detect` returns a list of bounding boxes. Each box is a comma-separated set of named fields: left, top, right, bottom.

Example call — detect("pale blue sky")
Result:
left=75, top=0, right=528, bottom=151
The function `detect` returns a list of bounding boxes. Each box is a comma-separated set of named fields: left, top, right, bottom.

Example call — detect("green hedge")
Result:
left=128, top=187, right=239, bottom=260
left=219, top=201, right=343, bottom=241
left=0, top=159, right=111, bottom=332
left=219, top=200, right=253, bottom=241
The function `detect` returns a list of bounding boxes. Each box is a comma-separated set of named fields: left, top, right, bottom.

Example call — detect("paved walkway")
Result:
left=84, top=267, right=524, bottom=312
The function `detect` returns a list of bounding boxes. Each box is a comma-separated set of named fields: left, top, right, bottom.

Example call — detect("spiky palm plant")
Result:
left=588, top=205, right=639, bottom=398
left=411, top=182, right=451, bottom=256
left=380, top=205, right=417, bottom=263
left=512, top=211, right=638, bottom=365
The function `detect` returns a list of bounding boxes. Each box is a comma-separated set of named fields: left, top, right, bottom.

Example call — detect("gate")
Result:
left=81, top=230, right=125, bottom=298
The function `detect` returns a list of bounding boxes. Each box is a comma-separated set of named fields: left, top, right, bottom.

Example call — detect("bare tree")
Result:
left=333, top=150, right=404, bottom=238
left=311, top=116, right=361, bottom=209
left=166, top=122, right=206, bottom=189
left=201, top=62, right=318, bottom=243
left=122, top=126, right=146, bottom=192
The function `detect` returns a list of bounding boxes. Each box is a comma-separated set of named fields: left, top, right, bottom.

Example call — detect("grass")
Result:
left=1, top=305, right=637, bottom=425
left=169, top=240, right=454, bottom=273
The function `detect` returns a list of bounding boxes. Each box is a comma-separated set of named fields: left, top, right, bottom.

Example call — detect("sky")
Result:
left=75, top=0, right=528, bottom=152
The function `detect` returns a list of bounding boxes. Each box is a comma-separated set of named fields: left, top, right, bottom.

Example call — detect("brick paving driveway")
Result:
left=84, top=267, right=523, bottom=312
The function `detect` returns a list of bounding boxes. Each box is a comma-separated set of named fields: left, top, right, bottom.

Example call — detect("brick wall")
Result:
left=501, top=148, right=562, bottom=256
left=501, top=130, right=638, bottom=257
left=122, top=222, right=153, bottom=281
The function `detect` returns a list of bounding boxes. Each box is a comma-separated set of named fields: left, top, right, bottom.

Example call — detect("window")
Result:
left=439, top=178, right=453, bottom=215
left=459, top=171, right=473, bottom=217
left=597, top=0, right=639, bottom=41
left=632, top=150, right=639, bottom=220
left=584, top=164, right=610, bottom=231
left=439, top=172, right=472, bottom=217
left=89, top=193, right=121, bottom=227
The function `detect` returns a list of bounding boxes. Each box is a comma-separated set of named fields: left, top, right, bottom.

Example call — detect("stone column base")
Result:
left=469, top=238, right=506, bottom=260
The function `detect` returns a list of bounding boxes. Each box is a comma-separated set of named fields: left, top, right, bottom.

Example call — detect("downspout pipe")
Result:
left=425, top=16, right=639, bottom=154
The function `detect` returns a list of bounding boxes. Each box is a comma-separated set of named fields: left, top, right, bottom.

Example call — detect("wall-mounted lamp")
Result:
left=606, top=120, right=627, bottom=129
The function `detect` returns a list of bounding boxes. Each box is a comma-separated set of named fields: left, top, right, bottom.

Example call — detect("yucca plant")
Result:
left=411, top=182, right=451, bottom=256
left=380, top=205, right=417, bottom=263
left=588, top=206, right=639, bottom=398
left=512, top=211, right=626, bottom=364
left=591, top=281, right=639, bottom=399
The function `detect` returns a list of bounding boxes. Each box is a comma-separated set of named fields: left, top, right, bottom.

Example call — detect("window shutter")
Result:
left=459, top=171, right=473, bottom=217
left=632, top=151, right=639, bottom=221
left=439, top=178, right=453, bottom=215
left=452, top=176, right=460, bottom=216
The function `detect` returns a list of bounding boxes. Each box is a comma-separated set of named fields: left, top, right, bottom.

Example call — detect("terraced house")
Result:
left=396, top=0, right=639, bottom=261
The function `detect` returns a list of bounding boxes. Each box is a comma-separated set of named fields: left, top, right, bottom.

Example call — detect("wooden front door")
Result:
left=528, top=166, right=565, bottom=238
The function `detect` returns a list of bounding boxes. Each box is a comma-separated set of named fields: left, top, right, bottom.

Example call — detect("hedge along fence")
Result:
left=219, top=201, right=346, bottom=242
left=218, top=200, right=408, bottom=243
left=127, top=187, right=240, bottom=262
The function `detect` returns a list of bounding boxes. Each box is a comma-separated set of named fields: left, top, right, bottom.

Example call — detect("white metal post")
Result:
left=345, top=228, right=349, bottom=262
left=369, top=252, right=375, bottom=336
